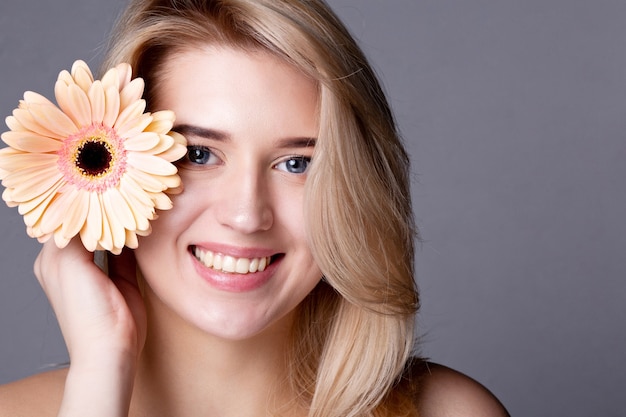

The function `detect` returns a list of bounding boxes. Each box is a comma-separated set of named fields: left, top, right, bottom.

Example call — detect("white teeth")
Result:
left=193, top=247, right=271, bottom=274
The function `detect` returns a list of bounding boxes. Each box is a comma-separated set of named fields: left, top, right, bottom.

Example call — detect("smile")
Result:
left=192, top=246, right=272, bottom=274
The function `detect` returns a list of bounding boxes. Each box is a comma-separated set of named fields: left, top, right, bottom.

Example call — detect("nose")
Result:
left=215, top=167, right=274, bottom=234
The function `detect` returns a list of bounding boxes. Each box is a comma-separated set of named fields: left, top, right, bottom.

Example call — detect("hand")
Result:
left=34, top=239, right=146, bottom=363
left=34, top=239, right=146, bottom=416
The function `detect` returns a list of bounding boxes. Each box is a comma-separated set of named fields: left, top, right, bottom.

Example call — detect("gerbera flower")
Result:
left=0, top=60, right=187, bottom=255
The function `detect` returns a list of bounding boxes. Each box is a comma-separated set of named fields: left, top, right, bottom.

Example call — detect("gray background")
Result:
left=0, top=1, right=624, bottom=416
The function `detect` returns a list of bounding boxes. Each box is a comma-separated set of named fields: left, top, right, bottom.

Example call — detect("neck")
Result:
left=130, top=289, right=302, bottom=417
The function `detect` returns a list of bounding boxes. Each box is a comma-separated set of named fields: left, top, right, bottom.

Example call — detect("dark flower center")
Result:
left=76, top=140, right=112, bottom=176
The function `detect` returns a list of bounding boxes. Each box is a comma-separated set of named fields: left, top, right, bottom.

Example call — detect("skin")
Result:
left=0, top=46, right=510, bottom=417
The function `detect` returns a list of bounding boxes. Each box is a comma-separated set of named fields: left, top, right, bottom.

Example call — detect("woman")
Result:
left=0, top=1, right=509, bottom=416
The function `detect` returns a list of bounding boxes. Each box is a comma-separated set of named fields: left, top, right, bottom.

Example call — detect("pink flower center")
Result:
left=57, top=123, right=127, bottom=192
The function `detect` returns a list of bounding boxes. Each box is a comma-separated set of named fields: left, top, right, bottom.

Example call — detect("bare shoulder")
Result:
left=406, top=360, right=510, bottom=417
left=0, top=368, right=67, bottom=416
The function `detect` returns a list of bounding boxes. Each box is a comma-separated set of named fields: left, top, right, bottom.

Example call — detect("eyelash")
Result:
left=178, top=145, right=312, bottom=175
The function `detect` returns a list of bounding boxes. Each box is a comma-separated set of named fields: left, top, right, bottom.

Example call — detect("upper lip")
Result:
left=189, top=242, right=279, bottom=259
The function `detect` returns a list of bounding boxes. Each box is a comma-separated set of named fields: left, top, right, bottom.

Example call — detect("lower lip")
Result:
left=190, top=251, right=280, bottom=292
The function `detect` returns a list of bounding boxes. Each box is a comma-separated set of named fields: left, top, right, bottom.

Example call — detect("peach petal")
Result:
left=18, top=180, right=63, bottom=216
left=39, top=189, right=77, bottom=234
left=53, top=229, right=72, bottom=248
left=149, top=191, right=173, bottom=210
left=1, top=162, right=59, bottom=187
left=115, top=63, right=133, bottom=90
left=80, top=192, right=103, bottom=251
left=5, top=115, right=26, bottom=132
left=88, top=81, right=106, bottom=123
left=117, top=113, right=152, bottom=139
left=127, top=152, right=178, bottom=176
left=124, top=229, right=139, bottom=249
left=12, top=109, right=65, bottom=140
left=22, top=182, right=61, bottom=227
left=144, top=133, right=174, bottom=155
left=119, top=175, right=155, bottom=210
left=57, top=70, right=74, bottom=86
left=1, top=131, right=63, bottom=153
left=145, top=110, right=175, bottom=134
left=116, top=196, right=151, bottom=232
left=119, top=78, right=144, bottom=112
left=103, top=188, right=136, bottom=231
left=155, top=174, right=181, bottom=189
left=155, top=138, right=187, bottom=162
left=125, top=167, right=169, bottom=192
left=101, top=66, right=119, bottom=90
left=113, top=99, right=146, bottom=133
left=66, top=83, right=92, bottom=128
left=10, top=172, right=63, bottom=206
left=0, top=153, right=57, bottom=173
left=98, top=194, right=115, bottom=252
left=23, top=91, right=56, bottom=107
left=71, top=60, right=94, bottom=79
left=123, top=132, right=161, bottom=151
left=26, top=103, right=77, bottom=138
left=61, top=190, right=89, bottom=240
left=103, top=85, right=120, bottom=127
left=2, top=188, right=17, bottom=206
left=71, top=61, right=94, bottom=93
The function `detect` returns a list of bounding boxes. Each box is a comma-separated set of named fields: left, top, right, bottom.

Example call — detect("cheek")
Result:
left=134, top=191, right=196, bottom=258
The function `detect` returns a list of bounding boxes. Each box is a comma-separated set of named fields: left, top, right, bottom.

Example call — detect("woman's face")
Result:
left=134, top=46, right=322, bottom=341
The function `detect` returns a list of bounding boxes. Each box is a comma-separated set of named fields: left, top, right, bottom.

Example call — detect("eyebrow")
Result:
left=173, top=123, right=317, bottom=149
left=173, top=124, right=229, bottom=141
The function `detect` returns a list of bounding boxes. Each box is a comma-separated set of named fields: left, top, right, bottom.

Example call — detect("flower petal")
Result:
left=113, top=99, right=146, bottom=134
left=117, top=113, right=153, bottom=139
left=149, top=191, right=173, bottom=210
left=21, top=181, right=63, bottom=227
left=103, top=188, right=136, bottom=231
left=98, top=194, right=115, bottom=252
left=123, top=132, right=161, bottom=152
left=1, top=131, right=62, bottom=153
left=101, top=66, right=120, bottom=90
left=127, top=152, right=178, bottom=176
left=18, top=180, right=63, bottom=216
left=103, top=85, right=120, bottom=127
left=88, top=80, right=106, bottom=124
left=115, top=63, right=133, bottom=91
left=119, top=78, right=144, bottom=112
left=59, top=83, right=92, bottom=128
left=0, top=152, right=57, bottom=174
left=145, top=110, right=175, bottom=134
left=24, top=103, right=77, bottom=138
left=124, top=229, right=139, bottom=249
left=125, top=167, right=168, bottom=192
left=23, top=91, right=56, bottom=107
left=80, top=192, right=103, bottom=251
left=144, top=133, right=174, bottom=155
left=71, top=60, right=94, bottom=93
left=12, top=108, right=66, bottom=140
left=39, top=189, right=77, bottom=234
left=155, top=135, right=187, bottom=162
left=118, top=175, right=156, bottom=230
left=61, top=189, right=89, bottom=240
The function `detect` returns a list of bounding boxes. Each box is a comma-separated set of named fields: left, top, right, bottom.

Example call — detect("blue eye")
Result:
left=185, top=145, right=214, bottom=165
left=276, top=156, right=311, bottom=174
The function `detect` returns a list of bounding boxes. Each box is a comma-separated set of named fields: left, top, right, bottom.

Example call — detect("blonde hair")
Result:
left=103, top=1, right=420, bottom=416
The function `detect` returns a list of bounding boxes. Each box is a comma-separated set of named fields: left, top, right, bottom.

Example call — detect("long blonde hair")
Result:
left=103, top=1, right=419, bottom=416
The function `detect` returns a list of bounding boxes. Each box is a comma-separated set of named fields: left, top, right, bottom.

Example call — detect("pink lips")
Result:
left=189, top=244, right=282, bottom=292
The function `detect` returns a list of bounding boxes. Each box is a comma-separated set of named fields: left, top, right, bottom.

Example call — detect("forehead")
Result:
left=155, top=45, right=318, bottom=102
left=153, top=46, right=320, bottom=139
